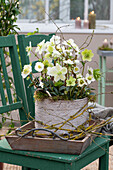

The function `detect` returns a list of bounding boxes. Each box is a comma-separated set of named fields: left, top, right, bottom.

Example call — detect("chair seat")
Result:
left=0, top=137, right=109, bottom=170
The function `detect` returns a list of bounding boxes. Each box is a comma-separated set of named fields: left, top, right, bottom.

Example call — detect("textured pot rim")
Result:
left=36, top=97, right=88, bottom=103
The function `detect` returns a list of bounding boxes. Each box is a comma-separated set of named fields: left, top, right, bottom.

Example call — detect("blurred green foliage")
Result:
left=0, top=0, right=20, bottom=36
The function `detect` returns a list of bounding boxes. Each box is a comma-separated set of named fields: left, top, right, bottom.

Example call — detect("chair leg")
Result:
left=99, top=142, right=109, bottom=170
left=0, top=162, right=3, bottom=170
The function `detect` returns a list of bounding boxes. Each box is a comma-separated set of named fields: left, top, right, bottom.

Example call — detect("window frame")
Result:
left=17, top=0, right=113, bottom=32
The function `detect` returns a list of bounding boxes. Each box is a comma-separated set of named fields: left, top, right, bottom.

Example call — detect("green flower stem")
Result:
left=80, top=85, right=86, bottom=97
left=31, top=50, right=40, bottom=59
left=82, top=62, right=86, bottom=75
left=28, top=75, right=39, bottom=89
left=41, top=54, right=43, bottom=61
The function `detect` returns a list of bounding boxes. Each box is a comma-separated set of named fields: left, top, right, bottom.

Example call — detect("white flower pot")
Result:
left=35, top=98, right=89, bottom=131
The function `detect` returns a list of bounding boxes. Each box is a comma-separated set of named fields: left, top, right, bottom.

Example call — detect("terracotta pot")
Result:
left=35, top=98, right=89, bottom=131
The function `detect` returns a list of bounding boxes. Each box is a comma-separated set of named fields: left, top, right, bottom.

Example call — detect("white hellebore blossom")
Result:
left=78, top=78, right=87, bottom=87
left=86, top=73, right=95, bottom=84
left=39, top=81, right=44, bottom=88
left=35, top=40, right=46, bottom=55
left=35, top=62, right=44, bottom=72
left=76, top=73, right=82, bottom=78
left=73, top=66, right=80, bottom=74
left=26, top=41, right=32, bottom=56
left=50, top=35, right=60, bottom=45
left=47, top=63, right=67, bottom=82
left=63, top=59, right=74, bottom=65
left=74, top=60, right=80, bottom=65
left=21, top=64, right=32, bottom=79
left=62, top=39, right=74, bottom=46
left=87, top=66, right=93, bottom=75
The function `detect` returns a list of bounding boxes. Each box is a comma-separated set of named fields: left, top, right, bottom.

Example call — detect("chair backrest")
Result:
left=18, top=34, right=54, bottom=118
left=0, top=35, right=28, bottom=126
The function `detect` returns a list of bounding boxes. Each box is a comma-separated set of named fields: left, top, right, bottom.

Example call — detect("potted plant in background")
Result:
left=21, top=35, right=101, bottom=136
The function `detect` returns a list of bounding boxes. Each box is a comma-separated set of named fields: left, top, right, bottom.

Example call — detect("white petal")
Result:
left=54, top=75, right=60, bottom=82
left=61, top=67, right=67, bottom=74
left=60, top=74, right=65, bottom=81
left=48, top=67, right=57, bottom=76
left=56, top=64, right=62, bottom=71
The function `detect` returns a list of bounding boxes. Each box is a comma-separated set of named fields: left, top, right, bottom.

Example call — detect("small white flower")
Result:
left=52, top=49, right=61, bottom=59
left=50, top=35, right=60, bottom=45
left=76, top=51, right=80, bottom=58
left=39, top=81, right=44, bottom=88
left=86, top=73, right=95, bottom=84
left=78, top=78, right=87, bottom=87
left=73, top=66, right=80, bottom=74
left=21, top=65, right=32, bottom=79
left=56, top=44, right=61, bottom=49
left=76, top=73, right=82, bottom=78
left=35, top=40, right=46, bottom=55
left=87, top=66, right=93, bottom=75
left=11, top=15, right=15, bottom=20
left=63, top=39, right=74, bottom=46
left=63, top=59, right=74, bottom=65
left=35, top=62, right=44, bottom=72
left=26, top=41, right=32, bottom=56
left=74, top=45, right=80, bottom=52
left=61, top=46, right=67, bottom=56
left=74, top=60, right=80, bottom=65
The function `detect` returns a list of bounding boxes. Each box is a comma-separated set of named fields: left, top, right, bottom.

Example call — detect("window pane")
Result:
left=88, top=0, right=110, bottom=20
left=49, top=0, right=59, bottom=20
left=19, top=0, right=45, bottom=21
left=70, top=0, right=84, bottom=20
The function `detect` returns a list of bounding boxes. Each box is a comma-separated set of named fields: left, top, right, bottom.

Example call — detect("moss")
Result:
left=34, top=90, right=48, bottom=101
left=98, top=46, right=113, bottom=51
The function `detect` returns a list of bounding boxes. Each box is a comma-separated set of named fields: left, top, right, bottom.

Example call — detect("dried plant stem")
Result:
left=54, top=105, right=92, bottom=132
left=80, top=30, right=94, bottom=50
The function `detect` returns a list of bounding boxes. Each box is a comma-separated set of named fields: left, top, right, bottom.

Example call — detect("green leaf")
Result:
left=59, top=86, right=66, bottom=91
left=2, top=117, right=6, bottom=123
left=6, top=112, right=10, bottom=116
left=93, top=69, right=101, bottom=80
left=53, top=87, right=59, bottom=95
left=51, top=92, right=57, bottom=96
left=54, top=81, right=64, bottom=87
left=0, top=123, right=2, bottom=129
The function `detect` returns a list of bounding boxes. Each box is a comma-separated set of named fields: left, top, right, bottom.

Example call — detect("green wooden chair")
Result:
left=0, top=35, right=29, bottom=125
left=16, top=34, right=109, bottom=170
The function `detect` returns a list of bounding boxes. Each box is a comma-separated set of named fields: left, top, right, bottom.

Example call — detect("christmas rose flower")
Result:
left=86, top=73, right=95, bottom=84
left=73, top=66, right=80, bottom=74
left=82, top=49, right=94, bottom=61
left=35, top=62, right=44, bottom=72
left=78, top=78, right=87, bottom=87
left=21, top=64, right=32, bottom=78
left=47, top=63, right=67, bottom=82
left=66, top=76, right=76, bottom=86
left=26, top=41, right=32, bottom=56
